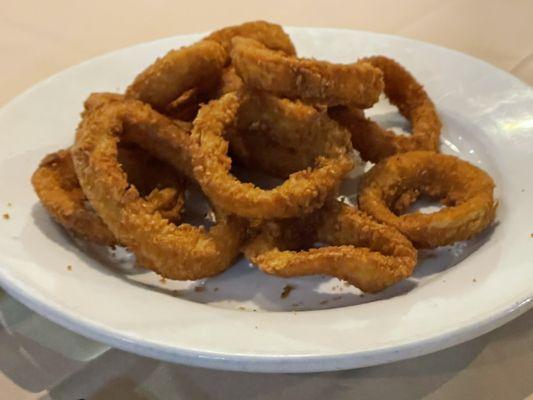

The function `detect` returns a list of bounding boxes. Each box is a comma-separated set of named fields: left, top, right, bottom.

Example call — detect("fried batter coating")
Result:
left=358, top=151, right=497, bottom=248
left=205, top=20, right=296, bottom=55
left=230, top=92, right=350, bottom=178
left=84, top=92, right=195, bottom=178
left=231, top=37, right=383, bottom=107
left=125, top=40, right=227, bottom=111
left=330, top=56, right=441, bottom=162
left=32, top=147, right=184, bottom=245
left=191, top=92, right=354, bottom=219
left=245, top=202, right=417, bottom=293
left=72, top=99, right=247, bottom=279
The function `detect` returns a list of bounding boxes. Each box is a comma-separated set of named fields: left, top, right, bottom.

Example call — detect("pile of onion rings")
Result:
left=31, top=20, right=497, bottom=294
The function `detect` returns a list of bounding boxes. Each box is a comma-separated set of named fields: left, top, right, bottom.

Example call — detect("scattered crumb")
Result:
left=252, top=309, right=257, bottom=312
left=281, top=284, right=294, bottom=299
left=254, top=326, right=258, bottom=329
left=473, top=278, right=477, bottom=283
left=194, top=286, right=205, bottom=293
left=521, top=189, right=525, bottom=192
left=423, top=252, right=437, bottom=259
left=7, top=202, right=12, bottom=207
left=213, top=287, right=219, bottom=292
left=320, top=300, right=329, bottom=305
left=238, top=306, right=246, bottom=311
left=159, top=277, right=167, bottom=284
left=2, top=213, right=10, bottom=220
left=67, top=265, right=72, bottom=271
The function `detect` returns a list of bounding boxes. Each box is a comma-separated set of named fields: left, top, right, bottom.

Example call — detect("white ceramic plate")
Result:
left=0, top=28, right=532, bottom=373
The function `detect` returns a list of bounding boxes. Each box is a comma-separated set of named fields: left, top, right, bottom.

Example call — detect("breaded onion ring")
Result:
left=84, top=92, right=195, bottom=179
left=190, top=92, right=354, bottom=219
left=358, top=151, right=497, bottom=248
left=72, top=99, right=247, bottom=279
left=125, top=40, right=227, bottom=112
left=214, top=66, right=245, bottom=97
left=205, top=20, right=296, bottom=55
left=329, top=56, right=441, bottom=162
left=230, top=92, right=346, bottom=178
left=231, top=37, right=383, bottom=108
left=32, top=147, right=185, bottom=245
left=244, top=202, right=417, bottom=293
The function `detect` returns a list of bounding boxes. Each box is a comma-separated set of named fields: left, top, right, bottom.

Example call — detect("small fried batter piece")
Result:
left=358, top=151, right=497, bottom=248
left=231, top=37, right=383, bottom=108
left=245, top=202, right=417, bottom=293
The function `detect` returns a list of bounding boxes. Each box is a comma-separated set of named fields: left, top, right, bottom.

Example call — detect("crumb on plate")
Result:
left=281, top=284, right=294, bottom=299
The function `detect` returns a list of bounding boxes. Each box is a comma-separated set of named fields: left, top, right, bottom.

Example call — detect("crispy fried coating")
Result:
left=190, top=92, right=354, bottom=219
left=204, top=20, right=296, bottom=55
left=125, top=40, right=227, bottom=111
left=72, top=98, right=247, bottom=279
left=230, top=92, right=351, bottom=178
left=244, top=202, right=417, bottom=293
left=84, top=92, right=195, bottom=179
left=330, top=56, right=441, bottom=162
left=32, top=147, right=184, bottom=245
left=231, top=37, right=383, bottom=107
left=358, top=151, right=497, bottom=248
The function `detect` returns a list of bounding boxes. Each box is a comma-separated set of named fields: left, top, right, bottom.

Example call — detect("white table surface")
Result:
left=1, top=1, right=532, bottom=398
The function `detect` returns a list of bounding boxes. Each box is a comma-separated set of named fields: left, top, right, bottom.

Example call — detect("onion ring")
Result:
left=83, top=92, right=195, bottom=178
left=244, top=201, right=417, bottom=293
left=72, top=98, right=247, bottom=279
left=358, top=151, right=497, bottom=248
left=329, top=56, right=441, bottom=162
left=32, top=147, right=185, bottom=245
left=229, top=92, right=349, bottom=178
left=125, top=40, right=227, bottom=112
left=231, top=37, right=383, bottom=107
left=205, top=20, right=296, bottom=55
left=190, top=91, right=354, bottom=219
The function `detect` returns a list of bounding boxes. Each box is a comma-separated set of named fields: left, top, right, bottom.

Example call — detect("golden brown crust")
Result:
left=229, top=92, right=352, bottom=178
left=190, top=92, right=354, bottom=219
left=32, top=149, right=117, bottom=245
left=358, top=151, right=497, bottom=248
left=231, top=37, right=383, bottom=107
left=204, top=20, right=296, bottom=55
left=32, top=147, right=185, bottom=245
left=330, top=56, right=441, bottom=162
left=244, top=202, right=417, bottom=293
left=72, top=98, right=247, bottom=279
left=125, top=40, right=227, bottom=111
